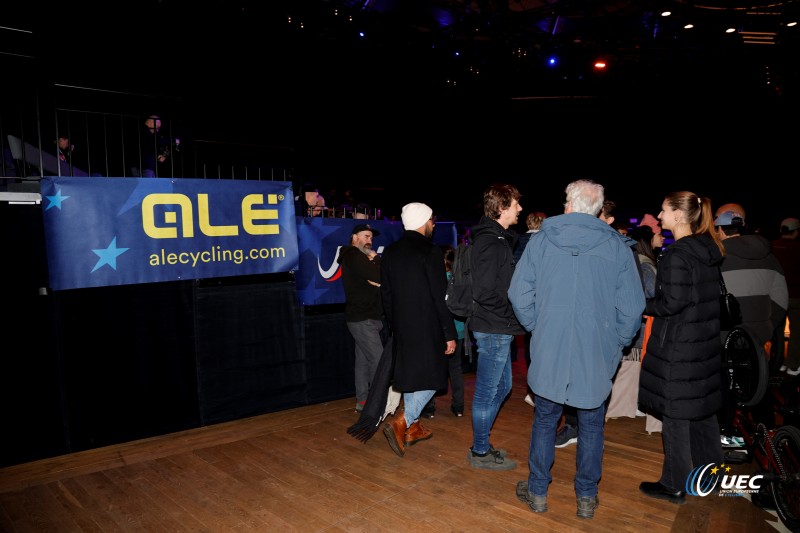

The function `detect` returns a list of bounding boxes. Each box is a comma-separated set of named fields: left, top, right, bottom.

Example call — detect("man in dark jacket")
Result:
left=338, top=223, right=385, bottom=413
left=134, top=115, right=172, bottom=178
left=714, top=209, right=788, bottom=435
left=714, top=210, right=787, bottom=345
left=509, top=179, right=644, bottom=518
left=468, top=183, right=526, bottom=471
left=380, top=202, right=457, bottom=457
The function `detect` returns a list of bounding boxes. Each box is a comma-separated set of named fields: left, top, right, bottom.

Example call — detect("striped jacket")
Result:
left=720, top=234, right=788, bottom=344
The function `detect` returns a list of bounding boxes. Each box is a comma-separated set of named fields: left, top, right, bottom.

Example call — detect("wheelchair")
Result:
left=722, top=325, right=800, bottom=531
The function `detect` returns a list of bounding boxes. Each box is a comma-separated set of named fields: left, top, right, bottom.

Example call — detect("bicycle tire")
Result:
left=769, top=425, right=800, bottom=532
left=723, top=326, right=768, bottom=407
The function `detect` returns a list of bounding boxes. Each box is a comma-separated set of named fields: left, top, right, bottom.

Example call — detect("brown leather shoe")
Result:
left=383, top=415, right=407, bottom=457
left=405, top=421, right=433, bottom=445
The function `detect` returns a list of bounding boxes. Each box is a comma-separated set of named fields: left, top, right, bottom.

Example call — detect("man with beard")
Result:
left=338, top=223, right=385, bottom=413
left=380, top=202, right=457, bottom=457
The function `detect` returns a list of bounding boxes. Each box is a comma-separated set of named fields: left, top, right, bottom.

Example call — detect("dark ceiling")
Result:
left=25, top=0, right=800, bottom=101
left=242, top=0, right=800, bottom=98
left=6, top=1, right=800, bottom=223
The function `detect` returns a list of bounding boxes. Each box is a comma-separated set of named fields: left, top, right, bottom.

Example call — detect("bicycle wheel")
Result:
left=723, top=326, right=768, bottom=407
left=770, top=425, right=800, bottom=532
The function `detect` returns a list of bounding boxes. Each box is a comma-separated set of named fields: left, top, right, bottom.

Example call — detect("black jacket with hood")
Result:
left=470, top=216, right=525, bottom=336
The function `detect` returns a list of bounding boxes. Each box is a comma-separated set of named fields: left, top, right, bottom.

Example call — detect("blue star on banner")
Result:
left=91, top=236, right=130, bottom=272
left=45, top=188, right=70, bottom=211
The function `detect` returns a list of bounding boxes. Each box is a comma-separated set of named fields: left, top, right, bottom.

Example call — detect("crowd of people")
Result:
left=340, top=178, right=798, bottom=521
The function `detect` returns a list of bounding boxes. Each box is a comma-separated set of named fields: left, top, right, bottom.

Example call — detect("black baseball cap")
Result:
left=352, top=223, right=379, bottom=237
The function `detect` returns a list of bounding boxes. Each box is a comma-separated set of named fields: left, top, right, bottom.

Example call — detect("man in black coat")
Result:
left=379, top=202, right=457, bottom=457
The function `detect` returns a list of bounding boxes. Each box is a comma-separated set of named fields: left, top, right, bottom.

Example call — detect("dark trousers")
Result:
left=425, top=338, right=465, bottom=412
left=660, top=414, right=724, bottom=492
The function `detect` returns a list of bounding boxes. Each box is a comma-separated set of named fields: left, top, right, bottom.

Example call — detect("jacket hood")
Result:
left=672, top=233, right=724, bottom=267
left=538, top=212, right=623, bottom=253
left=722, top=234, right=772, bottom=261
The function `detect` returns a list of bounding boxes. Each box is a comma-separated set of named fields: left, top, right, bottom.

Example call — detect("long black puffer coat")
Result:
left=639, top=233, right=724, bottom=420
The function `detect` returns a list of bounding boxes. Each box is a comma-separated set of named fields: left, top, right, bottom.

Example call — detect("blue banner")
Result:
left=294, top=217, right=457, bottom=306
left=40, top=177, right=299, bottom=290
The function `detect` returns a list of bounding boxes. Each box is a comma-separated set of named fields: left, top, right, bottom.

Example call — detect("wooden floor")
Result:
left=0, top=357, right=791, bottom=533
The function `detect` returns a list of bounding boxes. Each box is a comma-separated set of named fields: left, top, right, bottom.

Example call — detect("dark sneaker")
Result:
left=489, top=445, right=508, bottom=458
left=451, top=405, right=464, bottom=417
left=555, top=424, right=578, bottom=448
left=516, top=480, right=547, bottom=512
left=576, top=495, right=599, bottom=519
left=468, top=447, right=517, bottom=470
left=355, top=401, right=365, bottom=413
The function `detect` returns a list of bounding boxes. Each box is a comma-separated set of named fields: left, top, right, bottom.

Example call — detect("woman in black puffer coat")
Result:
left=638, top=191, right=726, bottom=504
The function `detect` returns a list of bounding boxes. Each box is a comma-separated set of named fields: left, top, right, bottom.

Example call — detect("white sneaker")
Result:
left=780, top=365, right=788, bottom=372
left=787, top=367, right=800, bottom=376
left=636, top=409, right=646, bottom=417
left=524, top=394, right=535, bottom=407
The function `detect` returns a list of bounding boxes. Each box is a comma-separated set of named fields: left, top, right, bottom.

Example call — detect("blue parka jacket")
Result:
left=508, top=212, right=645, bottom=408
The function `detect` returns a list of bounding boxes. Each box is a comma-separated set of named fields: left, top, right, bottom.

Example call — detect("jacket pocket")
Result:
left=658, top=317, right=670, bottom=348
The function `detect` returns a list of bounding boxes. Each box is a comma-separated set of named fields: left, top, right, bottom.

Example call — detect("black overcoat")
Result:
left=380, top=230, right=457, bottom=392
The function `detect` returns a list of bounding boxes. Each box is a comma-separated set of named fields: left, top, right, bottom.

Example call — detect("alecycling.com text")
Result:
left=149, top=246, right=287, bottom=267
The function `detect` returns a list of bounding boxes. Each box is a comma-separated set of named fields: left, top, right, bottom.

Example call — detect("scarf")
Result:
left=346, top=336, right=400, bottom=442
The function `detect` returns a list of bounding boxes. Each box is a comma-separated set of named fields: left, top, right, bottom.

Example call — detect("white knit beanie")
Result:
left=401, top=202, right=433, bottom=230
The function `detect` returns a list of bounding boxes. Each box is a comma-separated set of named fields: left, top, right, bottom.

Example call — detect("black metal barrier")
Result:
left=0, top=200, right=355, bottom=468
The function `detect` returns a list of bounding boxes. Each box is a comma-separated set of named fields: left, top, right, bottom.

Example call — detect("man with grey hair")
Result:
left=508, top=179, right=645, bottom=519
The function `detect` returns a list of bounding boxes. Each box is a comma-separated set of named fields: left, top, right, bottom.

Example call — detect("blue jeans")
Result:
left=471, top=332, right=513, bottom=454
left=527, top=395, right=606, bottom=497
left=403, top=390, right=436, bottom=426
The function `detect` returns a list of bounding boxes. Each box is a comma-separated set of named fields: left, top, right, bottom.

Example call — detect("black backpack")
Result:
left=445, top=244, right=474, bottom=319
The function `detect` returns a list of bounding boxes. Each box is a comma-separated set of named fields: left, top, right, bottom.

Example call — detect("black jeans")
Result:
left=425, top=338, right=465, bottom=412
left=660, top=414, right=724, bottom=492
